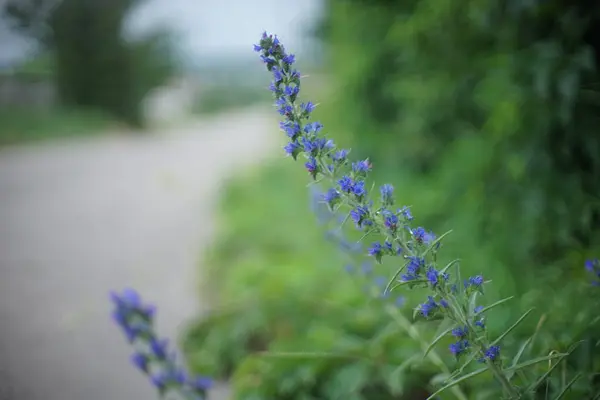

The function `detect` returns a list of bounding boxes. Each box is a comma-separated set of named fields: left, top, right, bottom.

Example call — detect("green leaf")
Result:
left=423, top=229, right=452, bottom=257
left=552, top=373, right=582, bottom=400
left=523, top=341, right=582, bottom=393
left=423, top=326, right=454, bottom=358
left=384, top=263, right=407, bottom=295
left=506, top=337, right=532, bottom=380
left=469, top=291, right=480, bottom=316
left=439, top=259, right=460, bottom=275
left=506, top=352, right=569, bottom=372
left=477, top=296, right=515, bottom=315
left=491, top=308, right=534, bottom=346
left=426, top=367, right=488, bottom=400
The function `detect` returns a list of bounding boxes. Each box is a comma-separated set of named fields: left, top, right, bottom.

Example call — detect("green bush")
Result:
left=316, top=0, right=600, bottom=344
left=181, top=161, right=472, bottom=399
left=182, top=2, right=600, bottom=396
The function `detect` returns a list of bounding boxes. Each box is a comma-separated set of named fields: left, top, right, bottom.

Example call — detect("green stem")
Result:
left=486, top=357, right=520, bottom=399
left=385, top=305, right=469, bottom=400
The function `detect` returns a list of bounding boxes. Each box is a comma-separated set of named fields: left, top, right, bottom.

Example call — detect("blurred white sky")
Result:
left=0, top=0, right=323, bottom=65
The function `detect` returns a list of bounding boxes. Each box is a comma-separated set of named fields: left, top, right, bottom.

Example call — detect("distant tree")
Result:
left=2, top=0, right=179, bottom=127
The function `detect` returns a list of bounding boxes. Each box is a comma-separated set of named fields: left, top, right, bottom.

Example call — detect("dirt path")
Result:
left=0, top=107, right=279, bottom=400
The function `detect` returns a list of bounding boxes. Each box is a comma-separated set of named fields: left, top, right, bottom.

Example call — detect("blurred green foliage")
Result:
left=182, top=162, right=466, bottom=399
left=3, top=0, right=178, bottom=127
left=182, top=0, right=600, bottom=398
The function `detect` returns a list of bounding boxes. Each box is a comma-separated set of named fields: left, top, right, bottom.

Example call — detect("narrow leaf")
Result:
left=553, top=373, right=582, bottom=400
left=523, top=341, right=582, bottom=393
left=491, top=308, right=534, bottom=346
left=506, top=352, right=569, bottom=372
left=423, top=326, right=454, bottom=358
left=426, top=367, right=488, bottom=400
left=506, top=337, right=532, bottom=380
left=423, top=229, right=453, bottom=257
left=477, top=296, right=515, bottom=315
left=469, top=291, right=479, bottom=316
left=439, top=259, right=460, bottom=275
left=384, top=264, right=407, bottom=295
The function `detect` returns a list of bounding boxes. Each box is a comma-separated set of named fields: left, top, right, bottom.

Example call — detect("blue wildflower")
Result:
left=350, top=205, right=372, bottom=229
left=468, top=275, right=484, bottom=288
left=189, top=376, right=214, bottom=393
left=275, top=97, right=292, bottom=115
left=474, top=306, right=484, bottom=314
left=283, top=141, right=300, bottom=159
left=475, top=318, right=486, bottom=329
left=412, top=227, right=436, bottom=245
left=480, top=345, right=500, bottom=362
left=338, top=175, right=355, bottom=193
left=150, top=338, right=169, bottom=359
left=439, top=298, right=449, bottom=308
left=272, top=66, right=284, bottom=82
left=284, top=85, right=299, bottom=97
left=585, top=259, right=600, bottom=286
left=380, top=184, right=394, bottom=205
left=323, top=188, right=340, bottom=207
left=368, top=242, right=384, bottom=263
left=304, top=121, right=324, bottom=134
left=280, top=121, right=301, bottom=139
left=300, top=101, right=315, bottom=116
left=305, top=157, right=318, bottom=178
left=449, top=340, right=470, bottom=357
left=384, top=241, right=393, bottom=252
left=406, top=256, right=425, bottom=276
left=426, top=266, right=444, bottom=287
left=352, top=180, right=366, bottom=198
left=451, top=326, right=469, bottom=338
left=282, top=54, right=295, bottom=65
left=383, top=210, right=398, bottom=232
left=131, top=352, right=149, bottom=373
left=352, top=159, right=372, bottom=174
left=418, top=296, right=438, bottom=318
left=332, top=149, right=349, bottom=163
left=399, top=206, right=414, bottom=221
left=301, top=136, right=328, bottom=156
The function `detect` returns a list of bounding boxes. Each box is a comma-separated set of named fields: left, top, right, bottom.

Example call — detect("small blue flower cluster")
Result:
left=111, top=289, right=212, bottom=399
left=255, top=32, right=527, bottom=397
left=585, top=258, right=600, bottom=286
left=310, top=186, right=405, bottom=307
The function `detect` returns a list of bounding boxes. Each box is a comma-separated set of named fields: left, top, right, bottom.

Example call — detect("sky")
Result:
left=0, top=0, right=323, bottom=66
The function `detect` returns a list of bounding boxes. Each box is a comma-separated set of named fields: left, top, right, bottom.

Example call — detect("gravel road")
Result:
left=0, top=107, right=279, bottom=400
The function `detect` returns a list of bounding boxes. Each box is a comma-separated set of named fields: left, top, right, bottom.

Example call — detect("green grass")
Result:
left=0, top=107, right=118, bottom=146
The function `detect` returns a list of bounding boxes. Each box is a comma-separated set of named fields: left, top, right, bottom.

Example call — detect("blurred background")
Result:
left=1, top=0, right=600, bottom=400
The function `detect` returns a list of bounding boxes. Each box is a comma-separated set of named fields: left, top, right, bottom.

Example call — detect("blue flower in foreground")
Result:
left=585, top=259, right=600, bottom=286
left=110, top=289, right=212, bottom=399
